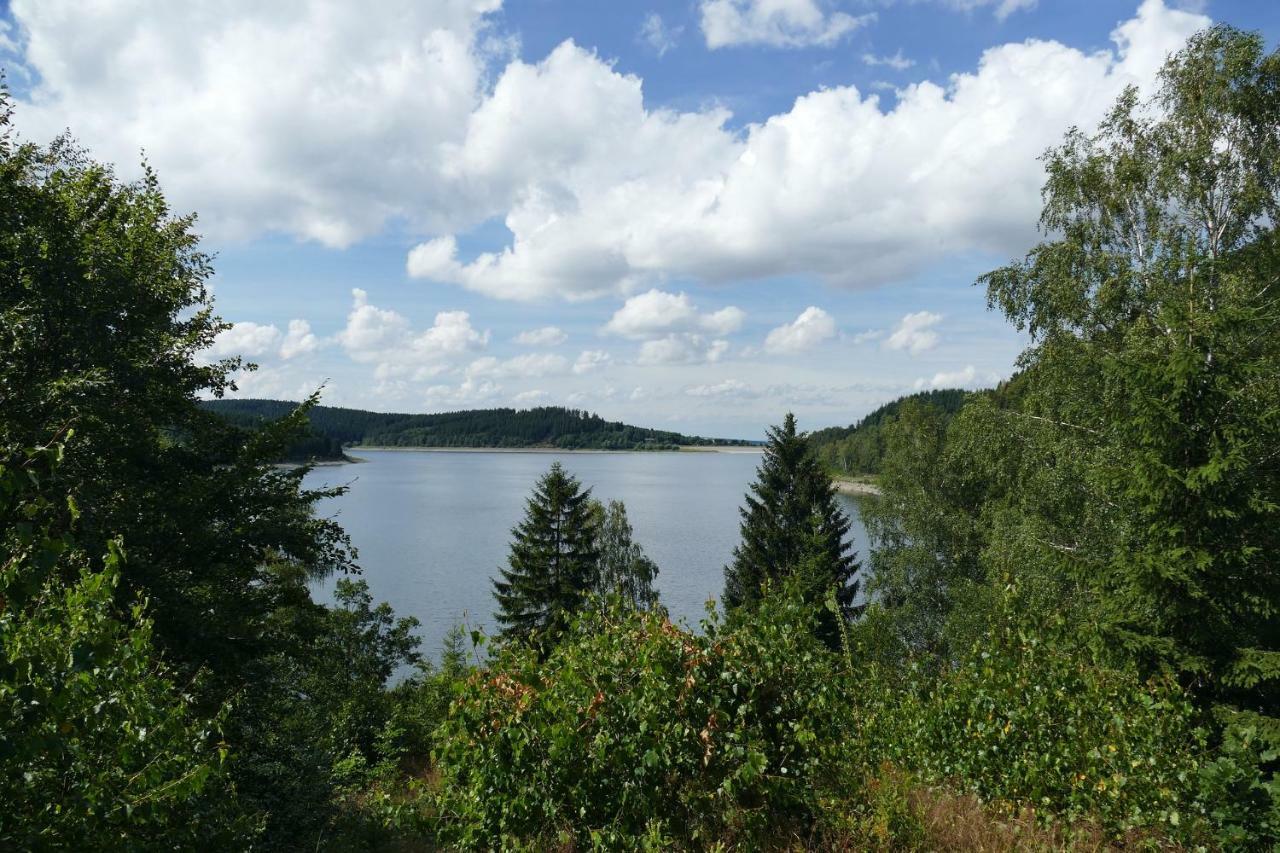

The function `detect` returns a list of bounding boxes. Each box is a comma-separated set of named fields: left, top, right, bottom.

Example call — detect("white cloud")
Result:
left=207, top=322, right=282, bottom=359
left=933, top=0, right=1038, bottom=20
left=884, top=311, right=942, bottom=355
left=423, top=377, right=503, bottom=409
left=336, top=289, right=488, bottom=381
left=700, top=0, right=874, bottom=49
left=573, top=350, right=612, bottom=374
left=639, top=13, right=681, bottom=56
left=279, top=319, right=320, bottom=360
left=10, top=1, right=1209, bottom=303
left=913, top=364, right=1002, bottom=390
left=513, top=389, right=550, bottom=404
left=514, top=325, right=568, bottom=346
left=851, top=329, right=885, bottom=344
left=764, top=306, right=836, bottom=354
left=686, top=378, right=753, bottom=398
left=408, top=2, right=1207, bottom=301
left=603, top=289, right=744, bottom=339
left=862, top=49, right=914, bottom=70
left=466, top=352, right=569, bottom=379
left=637, top=335, right=730, bottom=365
left=8, top=0, right=504, bottom=247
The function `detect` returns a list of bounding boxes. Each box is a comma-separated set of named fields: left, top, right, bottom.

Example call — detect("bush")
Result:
left=432, top=592, right=852, bottom=848
left=849, top=611, right=1234, bottom=844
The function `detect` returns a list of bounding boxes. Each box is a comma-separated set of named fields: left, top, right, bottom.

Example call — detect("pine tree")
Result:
left=493, top=462, right=599, bottom=647
left=723, top=413, right=859, bottom=648
left=589, top=499, right=661, bottom=611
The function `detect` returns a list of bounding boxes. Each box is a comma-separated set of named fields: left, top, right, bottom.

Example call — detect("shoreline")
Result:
left=832, top=477, right=882, bottom=497
left=352, top=445, right=763, bottom=455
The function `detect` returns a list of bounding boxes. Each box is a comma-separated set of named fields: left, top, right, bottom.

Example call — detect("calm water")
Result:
left=304, top=449, right=870, bottom=660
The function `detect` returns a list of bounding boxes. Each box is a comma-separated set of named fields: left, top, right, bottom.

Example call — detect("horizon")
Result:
left=3, top=0, right=1277, bottom=440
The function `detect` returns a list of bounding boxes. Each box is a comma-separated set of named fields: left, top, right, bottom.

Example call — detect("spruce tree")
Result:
left=494, top=462, right=599, bottom=647
left=723, top=413, right=859, bottom=648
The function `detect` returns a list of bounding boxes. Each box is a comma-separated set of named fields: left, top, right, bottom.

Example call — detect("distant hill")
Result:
left=201, top=399, right=755, bottom=458
left=808, top=388, right=972, bottom=477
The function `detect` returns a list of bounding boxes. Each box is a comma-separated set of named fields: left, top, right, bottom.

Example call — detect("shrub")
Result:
left=850, top=616, right=1217, bottom=843
left=432, top=591, right=852, bottom=848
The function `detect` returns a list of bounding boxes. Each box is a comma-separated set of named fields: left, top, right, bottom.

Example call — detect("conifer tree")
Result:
left=493, top=463, right=599, bottom=647
left=723, top=413, right=859, bottom=647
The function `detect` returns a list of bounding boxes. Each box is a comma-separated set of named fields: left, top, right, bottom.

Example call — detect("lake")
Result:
left=304, top=449, right=870, bottom=660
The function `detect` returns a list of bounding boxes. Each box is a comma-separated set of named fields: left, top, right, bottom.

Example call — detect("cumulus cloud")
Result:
left=884, top=311, right=942, bottom=355
left=603, top=289, right=745, bottom=339
left=207, top=322, right=282, bottom=359
left=637, top=335, right=731, bottom=365
left=408, top=1, right=1207, bottom=301
left=336, top=289, right=488, bottom=380
left=764, top=306, right=836, bottom=354
left=8, top=0, right=504, bottom=247
left=423, top=377, right=503, bottom=408
left=573, top=350, right=612, bottom=374
left=639, top=12, right=681, bottom=56
left=10, top=1, right=1209, bottom=302
left=700, top=0, right=874, bottom=49
left=514, top=325, right=568, bottom=346
left=279, top=319, right=320, bottom=359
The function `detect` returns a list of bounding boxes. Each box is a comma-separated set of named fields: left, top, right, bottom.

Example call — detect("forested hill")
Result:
left=201, top=399, right=753, bottom=453
left=808, top=388, right=971, bottom=476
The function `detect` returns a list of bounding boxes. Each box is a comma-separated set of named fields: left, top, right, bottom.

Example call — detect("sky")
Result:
left=2, top=0, right=1277, bottom=439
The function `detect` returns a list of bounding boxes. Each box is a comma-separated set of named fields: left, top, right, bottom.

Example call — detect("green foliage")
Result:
left=0, top=443, right=255, bottom=849
left=589, top=498, right=662, bottom=611
left=809, top=388, right=971, bottom=477
left=433, top=590, right=851, bottom=848
left=978, top=24, right=1280, bottom=732
left=494, top=462, right=600, bottom=649
left=724, top=413, right=859, bottom=649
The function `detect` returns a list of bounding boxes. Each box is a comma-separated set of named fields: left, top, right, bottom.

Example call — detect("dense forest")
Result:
left=202, top=398, right=752, bottom=456
left=808, top=387, right=971, bottom=477
left=4, top=25, right=1280, bottom=850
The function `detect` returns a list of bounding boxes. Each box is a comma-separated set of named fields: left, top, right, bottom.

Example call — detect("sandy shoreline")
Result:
left=833, top=477, right=882, bottom=497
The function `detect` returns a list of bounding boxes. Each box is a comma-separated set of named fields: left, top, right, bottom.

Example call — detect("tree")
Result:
left=980, top=25, right=1280, bottom=736
left=0, top=90, right=420, bottom=843
left=723, top=413, right=859, bottom=647
left=588, top=499, right=661, bottom=611
left=493, top=463, right=599, bottom=647
left=0, top=441, right=255, bottom=849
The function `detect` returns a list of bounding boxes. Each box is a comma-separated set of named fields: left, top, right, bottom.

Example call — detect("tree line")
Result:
left=3, top=23, right=1279, bottom=849
left=203, top=398, right=756, bottom=456
left=807, top=387, right=970, bottom=477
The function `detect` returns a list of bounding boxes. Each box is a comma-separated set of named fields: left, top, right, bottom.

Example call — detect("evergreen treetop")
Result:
left=493, top=462, right=599, bottom=648
left=723, top=413, right=859, bottom=647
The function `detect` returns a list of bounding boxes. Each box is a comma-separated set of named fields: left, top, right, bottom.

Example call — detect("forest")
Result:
left=2, top=24, right=1278, bottom=851
left=807, top=387, right=970, bottom=477
left=203, top=398, right=752, bottom=456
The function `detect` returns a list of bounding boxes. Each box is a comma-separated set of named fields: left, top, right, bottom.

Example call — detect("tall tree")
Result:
left=588, top=499, right=661, bottom=611
left=723, top=413, right=859, bottom=647
left=493, top=463, right=599, bottom=646
left=980, top=25, right=1280, bottom=735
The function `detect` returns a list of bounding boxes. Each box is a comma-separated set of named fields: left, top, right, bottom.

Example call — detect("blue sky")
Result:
left=2, top=0, right=1277, bottom=438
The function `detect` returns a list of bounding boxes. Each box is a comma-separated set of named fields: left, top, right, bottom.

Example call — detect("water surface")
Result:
left=305, top=449, right=869, bottom=659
